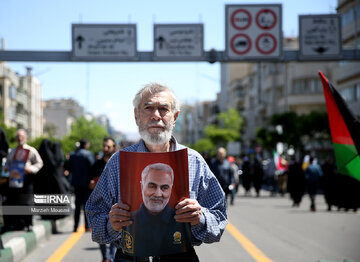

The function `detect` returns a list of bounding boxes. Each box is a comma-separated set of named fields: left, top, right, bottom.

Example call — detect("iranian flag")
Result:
left=319, top=71, right=360, bottom=181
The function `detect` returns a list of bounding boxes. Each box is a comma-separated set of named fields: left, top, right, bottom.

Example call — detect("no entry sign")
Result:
left=226, top=4, right=282, bottom=60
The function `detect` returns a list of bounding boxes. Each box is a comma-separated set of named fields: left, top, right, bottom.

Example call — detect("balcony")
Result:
left=16, top=92, right=28, bottom=106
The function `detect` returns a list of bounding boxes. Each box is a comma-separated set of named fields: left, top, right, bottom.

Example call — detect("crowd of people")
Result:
left=205, top=150, right=360, bottom=213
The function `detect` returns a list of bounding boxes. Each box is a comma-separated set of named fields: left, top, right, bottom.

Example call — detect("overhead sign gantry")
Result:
left=1, top=4, right=359, bottom=63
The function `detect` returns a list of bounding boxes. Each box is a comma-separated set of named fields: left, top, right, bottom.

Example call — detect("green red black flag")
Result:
left=319, top=71, right=360, bottom=181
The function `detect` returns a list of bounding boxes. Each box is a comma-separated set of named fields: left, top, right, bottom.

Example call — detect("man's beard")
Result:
left=137, top=118, right=174, bottom=145
left=143, top=195, right=169, bottom=214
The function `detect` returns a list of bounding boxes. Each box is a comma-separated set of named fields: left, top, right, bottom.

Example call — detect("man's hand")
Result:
left=174, top=198, right=202, bottom=226
left=89, top=180, right=96, bottom=190
left=109, top=203, right=132, bottom=231
left=24, top=166, right=32, bottom=174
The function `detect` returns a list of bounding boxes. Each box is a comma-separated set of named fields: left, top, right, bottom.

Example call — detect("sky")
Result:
left=0, top=0, right=337, bottom=138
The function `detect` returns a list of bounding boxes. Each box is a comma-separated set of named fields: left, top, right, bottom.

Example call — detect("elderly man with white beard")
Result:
left=86, top=83, right=227, bottom=262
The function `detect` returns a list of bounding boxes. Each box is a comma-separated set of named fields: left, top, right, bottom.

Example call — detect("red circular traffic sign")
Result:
left=230, top=34, right=252, bottom=55
left=231, top=9, right=252, bottom=30
left=255, top=33, right=277, bottom=54
left=256, top=9, right=277, bottom=30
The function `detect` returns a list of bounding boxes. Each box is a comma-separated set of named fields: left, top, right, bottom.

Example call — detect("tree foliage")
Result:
left=60, top=116, right=108, bottom=155
left=191, top=138, right=215, bottom=156
left=256, top=111, right=330, bottom=153
left=191, top=108, right=243, bottom=154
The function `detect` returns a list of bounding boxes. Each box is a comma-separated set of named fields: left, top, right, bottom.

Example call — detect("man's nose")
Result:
left=151, top=109, right=161, bottom=120
left=154, top=187, right=162, bottom=196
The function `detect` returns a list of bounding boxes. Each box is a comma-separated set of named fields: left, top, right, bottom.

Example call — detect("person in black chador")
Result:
left=287, top=156, right=305, bottom=207
left=35, top=139, right=71, bottom=233
left=121, top=163, right=191, bottom=257
left=0, top=126, right=8, bottom=248
left=252, top=157, right=264, bottom=197
left=241, top=154, right=252, bottom=196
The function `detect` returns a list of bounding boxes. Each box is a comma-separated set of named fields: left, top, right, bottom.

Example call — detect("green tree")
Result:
left=0, top=111, right=17, bottom=148
left=191, top=108, right=243, bottom=153
left=191, top=138, right=215, bottom=156
left=61, top=116, right=108, bottom=155
left=255, top=111, right=331, bottom=154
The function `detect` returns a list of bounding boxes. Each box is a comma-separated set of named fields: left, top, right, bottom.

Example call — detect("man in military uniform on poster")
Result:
left=121, top=163, right=192, bottom=257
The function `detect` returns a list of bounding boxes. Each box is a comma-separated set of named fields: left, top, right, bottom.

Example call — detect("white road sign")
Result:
left=153, top=24, right=203, bottom=60
left=299, top=15, right=342, bottom=60
left=72, top=24, right=137, bottom=61
left=226, top=4, right=282, bottom=60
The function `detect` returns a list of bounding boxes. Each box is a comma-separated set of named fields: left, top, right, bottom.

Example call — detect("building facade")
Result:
left=335, top=0, right=360, bottom=115
left=0, top=63, right=43, bottom=139
left=43, top=98, right=84, bottom=138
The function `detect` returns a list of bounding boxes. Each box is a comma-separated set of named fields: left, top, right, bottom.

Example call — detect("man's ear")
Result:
left=134, top=108, right=138, bottom=125
left=172, top=111, right=180, bottom=127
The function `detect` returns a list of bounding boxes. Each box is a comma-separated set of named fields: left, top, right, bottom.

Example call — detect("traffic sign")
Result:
left=72, top=24, right=137, bottom=61
left=231, top=9, right=252, bottom=30
left=153, top=24, right=203, bottom=60
left=230, top=34, right=252, bottom=55
left=226, top=4, right=282, bottom=60
left=299, top=15, right=342, bottom=60
left=256, top=33, right=277, bottom=54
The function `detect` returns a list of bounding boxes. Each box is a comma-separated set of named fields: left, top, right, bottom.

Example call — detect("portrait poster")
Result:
left=119, top=148, right=192, bottom=257
left=8, top=148, right=30, bottom=189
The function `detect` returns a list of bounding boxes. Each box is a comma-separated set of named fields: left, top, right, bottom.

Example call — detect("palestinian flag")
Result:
left=319, top=71, right=360, bottom=181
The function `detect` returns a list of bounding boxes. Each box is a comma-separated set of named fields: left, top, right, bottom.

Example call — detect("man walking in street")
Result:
left=210, top=147, right=235, bottom=205
left=86, top=83, right=227, bottom=262
left=305, top=157, right=323, bottom=212
left=4, top=129, right=43, bottom=232
left=69, top=139, right=94, bottom=232
left=89, top=137, right=117, bottom=262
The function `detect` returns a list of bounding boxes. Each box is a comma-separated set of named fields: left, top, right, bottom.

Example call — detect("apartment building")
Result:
left=43, top=98, right=84, bottom=138
left=335, top=0, right=360, bottom=114
left=0, top=63, right=43, bottom=139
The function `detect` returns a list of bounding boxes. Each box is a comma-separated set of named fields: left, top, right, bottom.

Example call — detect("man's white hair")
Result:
left=133, top=83, right=180, bottom=113
left=141, top=163, right=174, bottom=186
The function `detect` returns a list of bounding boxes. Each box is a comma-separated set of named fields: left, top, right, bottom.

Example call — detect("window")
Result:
left=9, top=85, right=16, bottom=100
left=276, top=86, right=284, bottom=98
left=293, top=79, right=321, bottom=94
left=342, top=8, right=354, bottom=27
left=356, top=4, right=360, bottom=18
left=310, top=79, right=320, bottom=93
left=340, top=86, right=356, bottom=102
left=356, top=84, right=360, bottom=101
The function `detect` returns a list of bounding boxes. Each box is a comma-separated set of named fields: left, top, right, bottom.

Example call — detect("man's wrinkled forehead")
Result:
left=140, top=91, right=172, bottom=107
left=145, top=169, right=172, bottom=183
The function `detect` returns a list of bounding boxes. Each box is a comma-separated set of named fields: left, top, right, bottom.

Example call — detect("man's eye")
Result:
left=161, top=185, right=169, bottom=191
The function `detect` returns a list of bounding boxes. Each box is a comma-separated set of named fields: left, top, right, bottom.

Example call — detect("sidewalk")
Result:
left=0, top=217, right=68, bottom=262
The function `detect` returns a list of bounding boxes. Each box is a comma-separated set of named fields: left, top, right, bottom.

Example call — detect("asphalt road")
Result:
left=22, top=189, right=360, bottom=262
